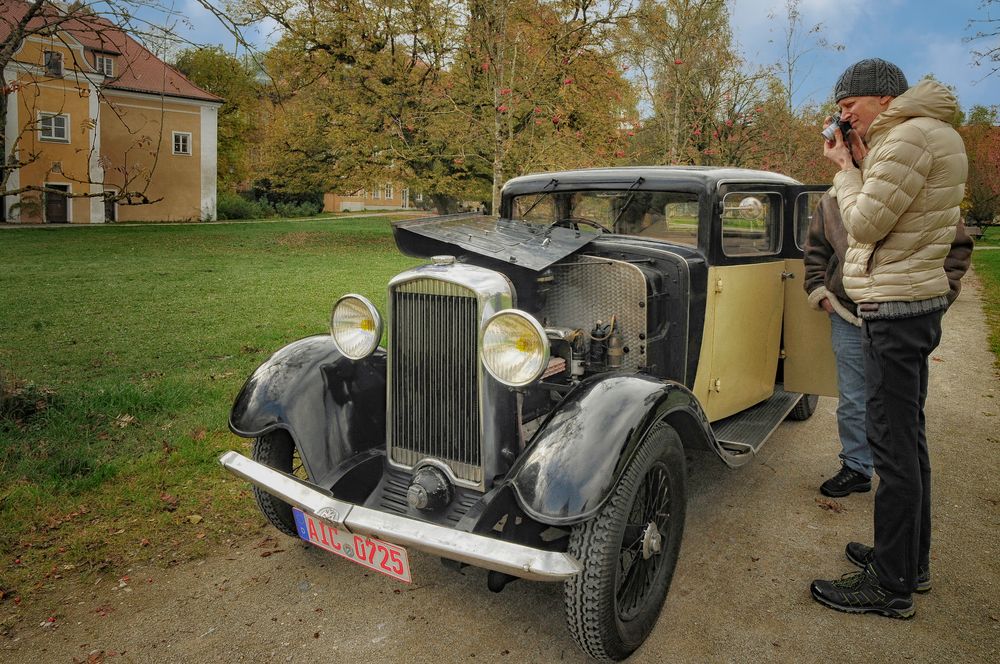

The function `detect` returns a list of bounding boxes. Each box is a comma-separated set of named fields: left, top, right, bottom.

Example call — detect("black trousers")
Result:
left=863, top=309, right=943, bottom=594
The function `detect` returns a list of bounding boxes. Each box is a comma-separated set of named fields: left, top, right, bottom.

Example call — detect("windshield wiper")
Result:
left=518, top=178, right=559, bottom=221
left=609, top=177, right=646, bottom=232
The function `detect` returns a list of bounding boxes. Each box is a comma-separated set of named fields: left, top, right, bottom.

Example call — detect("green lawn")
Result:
left=972, top=227, right=1000, bottom=367
left=0, top=217, right=420, bottom=609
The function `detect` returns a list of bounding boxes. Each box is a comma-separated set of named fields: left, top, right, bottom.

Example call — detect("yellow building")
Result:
left=323, top=184, right=418, bottom=213
left=2, top=2, right=222, bottom=223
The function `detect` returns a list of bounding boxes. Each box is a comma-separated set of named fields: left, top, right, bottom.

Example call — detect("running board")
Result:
left=712, top=389, right=801, bottom=454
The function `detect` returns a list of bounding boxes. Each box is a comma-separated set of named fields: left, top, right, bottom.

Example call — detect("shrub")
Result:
left=217, top=192, right=266, bottom=220
left=275, top=201, right=322, bottom=218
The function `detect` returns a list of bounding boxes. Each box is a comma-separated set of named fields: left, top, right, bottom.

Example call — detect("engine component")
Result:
left=607, top=325, right=624, bottom=369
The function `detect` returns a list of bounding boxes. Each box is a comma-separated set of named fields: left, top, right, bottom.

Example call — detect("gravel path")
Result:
left=3, top=271, right=998, bottom=664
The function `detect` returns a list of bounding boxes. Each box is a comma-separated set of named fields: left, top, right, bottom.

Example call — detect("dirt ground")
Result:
left=3, top=272, right=998, bottom=664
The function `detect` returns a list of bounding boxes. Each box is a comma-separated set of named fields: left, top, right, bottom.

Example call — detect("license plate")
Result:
left=292, top=508, right=412, bottom=583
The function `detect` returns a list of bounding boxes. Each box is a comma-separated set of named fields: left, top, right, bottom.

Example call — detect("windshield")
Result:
left=509, top=190, right=699, bottom=246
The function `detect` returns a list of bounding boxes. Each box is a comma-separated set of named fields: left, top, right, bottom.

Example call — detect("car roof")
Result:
left=501, top=166, right=802, bottom=195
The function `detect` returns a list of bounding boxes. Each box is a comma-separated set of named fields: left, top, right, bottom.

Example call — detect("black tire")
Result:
left=563, top=422, right=687, bottom=662
left=251, top=431, right=307, bottom=537
left=788, top=393, right=819, bottom=421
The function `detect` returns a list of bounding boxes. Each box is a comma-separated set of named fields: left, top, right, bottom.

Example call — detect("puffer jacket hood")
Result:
left=867, top=80, right=960, bottom=143
left=833, top=79, right=967, bottom=304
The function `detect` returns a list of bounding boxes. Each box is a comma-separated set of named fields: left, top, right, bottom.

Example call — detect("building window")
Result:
left=384, top=184, right=394, bottom=200
left=371, top=188, right=380, bottom=200
left=44, top=51, right=63, bottom=76
left=95, top=55, right=114, bottom=76
left=172, top=131, right=192, bottom=155
left=39, top=113, right=69, bottom=142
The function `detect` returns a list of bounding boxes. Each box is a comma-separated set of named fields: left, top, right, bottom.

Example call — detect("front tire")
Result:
left=563, top=422, right=687, bottom=661
left=251, top=431, right=306, bottom=537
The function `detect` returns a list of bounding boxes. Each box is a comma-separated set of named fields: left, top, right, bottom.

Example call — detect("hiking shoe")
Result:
left=845, top=542, right=931, bottom=593
left=820, top=466, right=872, bottom=497
left=810, top=564, right=915, bottom=619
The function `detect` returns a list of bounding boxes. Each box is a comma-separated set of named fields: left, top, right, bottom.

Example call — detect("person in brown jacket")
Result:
left=804, top=194, right=973, bottom=500
left=809, top=58, right=968, bottom=619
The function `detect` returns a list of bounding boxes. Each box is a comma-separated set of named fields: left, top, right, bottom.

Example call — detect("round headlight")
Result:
left=480, top=310, right=549, bottom=387
left=330, top=294, right=382, bottom=360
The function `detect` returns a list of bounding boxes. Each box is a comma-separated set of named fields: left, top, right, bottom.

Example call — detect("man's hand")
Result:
left=820, top=298, right=835, bottom=314
left=846, top=130, right=868, bottom=165
left=823, top=125, right=856, bottom=171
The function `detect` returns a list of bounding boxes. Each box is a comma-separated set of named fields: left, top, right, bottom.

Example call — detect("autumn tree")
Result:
left=449, top=0, right=638, bottom=209
left=241, top=0, right=468, bottom=207
left=621, top=0, right=778, bottom=168
left=174, top=47, right=262, bottom=192
left=968, top=0, right=999, bottom=79
left=961, top=104, right=1000, bottom=226
left=241, top=0, right=638, bottom=211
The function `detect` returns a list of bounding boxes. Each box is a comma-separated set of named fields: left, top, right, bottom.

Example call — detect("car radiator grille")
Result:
left=390, top=279, right=482, bottom=484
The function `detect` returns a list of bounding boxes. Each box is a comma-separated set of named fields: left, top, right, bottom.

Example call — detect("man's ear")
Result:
left=878, top=95, right=894, bottom=109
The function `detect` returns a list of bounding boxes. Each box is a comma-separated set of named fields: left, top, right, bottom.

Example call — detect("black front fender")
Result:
left=229, top=335, right=386, bottom=487
left=507, top=374, right=712, bottom=526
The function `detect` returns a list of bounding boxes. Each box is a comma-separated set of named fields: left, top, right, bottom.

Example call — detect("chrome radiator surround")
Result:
left=387, top=262, right=514, bottom=491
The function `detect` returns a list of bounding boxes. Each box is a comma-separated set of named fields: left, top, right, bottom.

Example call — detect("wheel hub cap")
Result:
left=641, top=521, right=662, bottom=559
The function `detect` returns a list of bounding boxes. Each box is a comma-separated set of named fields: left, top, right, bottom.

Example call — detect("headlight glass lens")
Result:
left=481, top=310, right=549, bottom=387
left=330, top=295, right=382, bottom=359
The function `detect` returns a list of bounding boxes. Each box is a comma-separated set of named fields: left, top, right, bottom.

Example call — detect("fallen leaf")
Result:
left=815, top=497, right=845, bottom=513
left=191, top=428, right=206, bottom=441
left=140, top=538, right=151, bottom=547
left=159, top=493, right=178, bottom=511
left=114, top=414, right=136, bottom=428
left=186, top=515, right=203, bottom=525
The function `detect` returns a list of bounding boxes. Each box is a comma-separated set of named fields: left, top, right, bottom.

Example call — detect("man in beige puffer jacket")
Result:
left=809, top=59, right=968, bottom=620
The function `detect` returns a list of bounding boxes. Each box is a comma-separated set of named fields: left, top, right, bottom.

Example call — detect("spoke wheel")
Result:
left=251, top=431, right=307, bottom=537
left=564, top=422, right=687, bottom=662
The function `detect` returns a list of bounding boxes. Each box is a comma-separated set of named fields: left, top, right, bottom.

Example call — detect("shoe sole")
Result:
left=845, top=549, right=931, bottom=594
left=810, top=586, right=915, bottom=619
left=820, top=483, right=871, bottom=498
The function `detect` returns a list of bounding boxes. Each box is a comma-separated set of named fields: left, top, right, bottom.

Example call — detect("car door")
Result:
left=692, top=189, right=786, bottom=422
left=782, top=186, right=838, bottom=398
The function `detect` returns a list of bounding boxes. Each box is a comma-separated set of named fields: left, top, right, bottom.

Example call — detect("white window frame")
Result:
left=39, top=112, right=70, bottom=142
left=95, top=55, right=114, bottom=76
left=44, top=51, right=63, bottom=76
left=371, top=188, right=380, bottom=200
left=384, top=184, right=394, bottom=200
left=172, top=131, right=192, bottom=156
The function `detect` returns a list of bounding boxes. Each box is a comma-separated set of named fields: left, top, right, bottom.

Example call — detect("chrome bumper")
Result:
left=219, top=451, right=581, bottom=582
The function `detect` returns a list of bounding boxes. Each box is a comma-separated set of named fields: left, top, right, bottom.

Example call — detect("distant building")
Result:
left=324, top=184, right=420, bottom=213
left=2, top=1, right=222, bottom=223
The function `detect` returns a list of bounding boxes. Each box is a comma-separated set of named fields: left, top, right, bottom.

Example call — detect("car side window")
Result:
left=795, top=191, right=826, bottom=250
left=721, top=192, right=780, bottom=256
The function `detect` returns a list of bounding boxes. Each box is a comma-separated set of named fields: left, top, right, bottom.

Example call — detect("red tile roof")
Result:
left=2, top=0, right=222, bottom=103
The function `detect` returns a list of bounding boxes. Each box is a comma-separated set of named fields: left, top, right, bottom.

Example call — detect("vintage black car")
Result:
left=220, top=166, right=837, bottom=661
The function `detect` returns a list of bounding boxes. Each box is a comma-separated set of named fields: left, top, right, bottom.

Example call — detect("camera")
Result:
left=821, top=113, right=852, bottom=142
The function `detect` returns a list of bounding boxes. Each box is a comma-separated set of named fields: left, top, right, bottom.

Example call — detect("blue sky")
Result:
left=168, top=0, right=997, bottom=114
left=729, top=0, right=998, bottom=112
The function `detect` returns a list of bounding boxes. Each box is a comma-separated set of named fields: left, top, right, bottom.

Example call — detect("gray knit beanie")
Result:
left=833, top=58, right=908, bottom=102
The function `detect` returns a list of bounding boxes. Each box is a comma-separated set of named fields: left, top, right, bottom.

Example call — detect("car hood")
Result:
left=392, top=214, right=598, bottom=271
